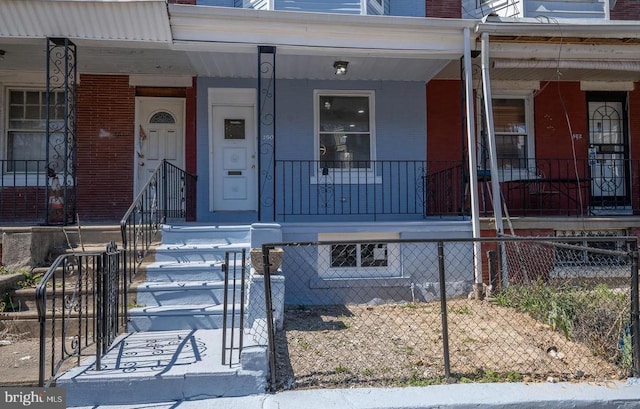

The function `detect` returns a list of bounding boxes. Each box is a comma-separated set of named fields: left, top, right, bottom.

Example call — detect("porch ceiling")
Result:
left=434, top=59, right=640, bottom=82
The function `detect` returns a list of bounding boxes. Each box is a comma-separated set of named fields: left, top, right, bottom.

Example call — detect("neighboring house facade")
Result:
left=427, top=0, right=640, bottom=255
left=1, top=0, right=640, bottom=294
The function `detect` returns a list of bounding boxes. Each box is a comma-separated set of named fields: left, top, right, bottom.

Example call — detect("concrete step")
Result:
left=142, top=261, right=226, bottom=282
left=127, top=304, right=243, bottom=332
left=150, top=243, right=250, bottom=263
left=160, top=224, right=251, bottom=246
left=132, top=280, right=246, bottom=307
left=57, top=328, right=268, bottom=407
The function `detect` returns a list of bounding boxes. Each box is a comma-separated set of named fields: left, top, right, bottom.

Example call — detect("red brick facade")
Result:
left=76, top=75, right=135, bottom=221
left=426, top=80, right=463, bottom=169
left=425, top=0, right=461, bottom=18
left=611, top=0, right=640, bottom=20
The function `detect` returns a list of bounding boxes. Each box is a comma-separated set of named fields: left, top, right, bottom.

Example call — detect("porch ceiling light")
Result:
left=334, top=61, right=348, bottom=75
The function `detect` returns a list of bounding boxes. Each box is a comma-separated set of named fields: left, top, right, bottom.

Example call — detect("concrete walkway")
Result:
left=70, top=378, right=640, bottom=409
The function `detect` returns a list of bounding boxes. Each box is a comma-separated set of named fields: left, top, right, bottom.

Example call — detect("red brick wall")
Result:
left=76, top=75, right=135, bottom=221
left=426, top=0, right=461, bottom=18
left=426, top=80, right=463, bottom=170
left=533, top=81, right=588, bottom=161
left=611, top=0, right=640, bottom=20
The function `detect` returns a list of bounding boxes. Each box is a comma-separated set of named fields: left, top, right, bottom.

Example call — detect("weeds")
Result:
left=495, top=281, right=630, bottom=367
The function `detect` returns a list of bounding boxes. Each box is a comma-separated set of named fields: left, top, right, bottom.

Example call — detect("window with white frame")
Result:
left=477, top=93, right=535, bottom=181
left=6, top=89, right=64, bottom=173
left=491, top=96, right=532, bottom=170
left=318, top=233, right=401, bottom=279
left=316, top=91, right=375, bottom=172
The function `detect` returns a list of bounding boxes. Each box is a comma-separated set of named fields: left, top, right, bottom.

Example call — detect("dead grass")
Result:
left=274, top=298, right=627, bottom=390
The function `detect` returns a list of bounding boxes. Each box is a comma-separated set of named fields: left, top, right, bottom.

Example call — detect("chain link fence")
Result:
left=257, top=236, right=639, bottom=390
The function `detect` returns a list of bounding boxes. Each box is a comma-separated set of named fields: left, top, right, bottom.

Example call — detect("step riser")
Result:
left=127, top=314, right=232, bottom=331
left=143, top=268, right=226, bottom=282
left=63, top=372, right=265, bottom=406
left=151, top=250, right=233, bottom=263
left=160, top=226, right=251, bottom=246
left=134, top=288, right=244, bottom=307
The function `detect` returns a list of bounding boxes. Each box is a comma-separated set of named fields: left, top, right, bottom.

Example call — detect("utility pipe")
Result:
left=481, top=31, right=504, bottom=236
left=463, top=27, right=483, bottom=285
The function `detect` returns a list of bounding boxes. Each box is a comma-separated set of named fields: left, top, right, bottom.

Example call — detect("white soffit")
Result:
left=0, top=0, right=171, bottom=43
left=169, top=5, right=476, bottom=58
left=580, top=81, right=635, bottom=91
left=490, top=80, right=540, bottom=91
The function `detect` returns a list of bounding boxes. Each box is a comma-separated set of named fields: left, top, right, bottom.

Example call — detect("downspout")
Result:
left=463, top=27, right=483, bottom=286
left=480, top=31, right=504, bottom=236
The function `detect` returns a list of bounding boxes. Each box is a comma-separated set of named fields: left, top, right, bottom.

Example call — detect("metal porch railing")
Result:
left=275, top=160, right=428, bottom=221
left=426, top=158, right=640, bottom=218
left=120, top=160, right=197, bottom=293
left=37, top=242, right=123, bottom=386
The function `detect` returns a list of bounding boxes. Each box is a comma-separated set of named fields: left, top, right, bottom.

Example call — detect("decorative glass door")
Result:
left=587, top=93, right=629, bottom=209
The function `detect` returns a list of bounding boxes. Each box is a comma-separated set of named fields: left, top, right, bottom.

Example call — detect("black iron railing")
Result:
left=120, top=160, right=196, bottom=294
left=0, top=160, right=49, bottom=222
left=275, top=160, right=427, bottom=221
left=426, top=158, right=640, bottom=218
left=221, top=250, right=247, bottom=366
left=37, top=242, right=123, bottom=387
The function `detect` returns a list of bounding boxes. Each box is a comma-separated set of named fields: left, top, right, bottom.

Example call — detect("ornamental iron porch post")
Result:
left=258, top=46, right=276, bottom=221
left=46, top=37, right=77, bottom=226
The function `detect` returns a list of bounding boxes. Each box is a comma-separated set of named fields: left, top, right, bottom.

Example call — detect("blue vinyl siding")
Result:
left=197, top=0, right=235, bottom=6
left=274, top=0, right=362, bottom=14
left=198, top=0, right=420, bottom=16
left=196, top=78, right=426, bottom=223
left=389, top=0, right=423, bottom=17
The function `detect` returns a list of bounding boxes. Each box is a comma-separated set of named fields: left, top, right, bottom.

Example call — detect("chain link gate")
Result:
left=258, top=236, right=639, bottom=390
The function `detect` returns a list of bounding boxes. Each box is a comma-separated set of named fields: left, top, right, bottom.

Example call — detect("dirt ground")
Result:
left=274, top=298, right=627, bottom=390
left=0, top=298, right=628, bottom=390
left=0, top=328, right=41, bottom=386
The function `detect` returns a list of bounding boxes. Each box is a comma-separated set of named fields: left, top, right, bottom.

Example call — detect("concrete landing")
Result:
left=57, top=329, right=268, bottom=407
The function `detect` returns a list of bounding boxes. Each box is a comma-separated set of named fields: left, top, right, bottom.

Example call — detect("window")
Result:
left=492, top=97, right=531, bottom=169
left=554, top=230, right=628, bottom=268
left=318, top=233, right=400, bottom=279
left=6, top=89, right=64, bottom=173
left=316, top=91, right=375, bottom=172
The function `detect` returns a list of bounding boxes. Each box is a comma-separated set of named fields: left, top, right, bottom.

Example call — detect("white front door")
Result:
left=211, top=105, right=257, bottom=211
left=135, top=98, right=185, bottom=194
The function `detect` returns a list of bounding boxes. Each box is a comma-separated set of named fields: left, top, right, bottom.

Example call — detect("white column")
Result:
left=463, top=27, right=483, bottom=285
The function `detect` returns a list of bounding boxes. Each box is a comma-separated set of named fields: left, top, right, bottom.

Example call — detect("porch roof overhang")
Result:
left=168, top=5, right=479, bottom=82
left=0, top=0, right=172, bottom=43
left=441, top=16, right=640, bottom=83
left=0, top=0, right=191, bottom=78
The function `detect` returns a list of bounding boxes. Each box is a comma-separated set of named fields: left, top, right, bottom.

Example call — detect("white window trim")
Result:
left=312, top=89, right=379, bottom=185
left=478, top=90, right=536, bottom=182
left=318, top=233, right=401, bottom=279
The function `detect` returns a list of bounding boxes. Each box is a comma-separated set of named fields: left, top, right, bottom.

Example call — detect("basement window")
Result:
left=554, top=230, right=629, bottom=267
left=318, top=233, right=401, bottom=279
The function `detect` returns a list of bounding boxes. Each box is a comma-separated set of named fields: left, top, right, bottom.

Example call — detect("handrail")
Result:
left=37, top=243, right=124, bottom=387
left=120, top=160, right=197, bottom=292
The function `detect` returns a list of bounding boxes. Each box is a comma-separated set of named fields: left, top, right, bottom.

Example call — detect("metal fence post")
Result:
left=263, top=245, right=277, bottom=390
left=487, top=250, right=497, bottom=291
left=438, top=241, right=451, bottom=379
left=630, top=241, right=640, bottom=376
